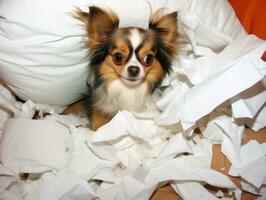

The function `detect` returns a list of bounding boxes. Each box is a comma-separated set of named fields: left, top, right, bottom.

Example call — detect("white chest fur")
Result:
left=95, top=80, right=149, bottom=114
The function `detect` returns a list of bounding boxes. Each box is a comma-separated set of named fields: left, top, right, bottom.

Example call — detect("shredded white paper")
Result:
left=0, top=10, right=266, bottom=200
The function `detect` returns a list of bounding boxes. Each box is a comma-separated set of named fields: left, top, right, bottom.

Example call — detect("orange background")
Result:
left=228, top=0, right=266, bottom=40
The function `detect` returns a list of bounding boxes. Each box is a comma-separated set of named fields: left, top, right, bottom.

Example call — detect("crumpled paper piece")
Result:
left=230, top=140, right=266, bottom=188
left=0, top=9, right=266, bottom=200
left=231, top=79, right=266, bottom=119
left=0, top=119, right=72, bottom=173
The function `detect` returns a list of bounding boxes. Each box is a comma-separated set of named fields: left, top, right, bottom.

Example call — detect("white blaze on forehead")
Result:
left=129, top=28, right=143, bottom=50
left=127, top=28, right=143, bottom=64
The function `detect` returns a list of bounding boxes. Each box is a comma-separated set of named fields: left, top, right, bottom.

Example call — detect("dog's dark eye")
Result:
left=113, top=52, right=124, bottom=65
left=143, top=54, right=154, bottom=65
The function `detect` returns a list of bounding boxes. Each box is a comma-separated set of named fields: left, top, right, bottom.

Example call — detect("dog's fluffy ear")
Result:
left=88, top=6, right=119, bottom=46
left=75, top=6, right=119, bottom=47
left=149, top=11, right=178, bottom=57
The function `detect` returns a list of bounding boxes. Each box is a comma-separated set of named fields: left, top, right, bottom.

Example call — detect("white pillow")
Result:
left=0, top=0, right=244, bottom=106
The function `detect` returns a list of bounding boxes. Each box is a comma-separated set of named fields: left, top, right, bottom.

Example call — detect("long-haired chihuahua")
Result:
left=73, top=6, right=178, bottom=130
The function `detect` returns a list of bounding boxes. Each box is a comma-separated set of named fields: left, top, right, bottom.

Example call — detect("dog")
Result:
left=72, top=6, right=178, bottom=131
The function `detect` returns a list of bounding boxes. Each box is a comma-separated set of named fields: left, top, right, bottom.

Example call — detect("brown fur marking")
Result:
left=89, top=110, right=112, bottom=131
left=63, top=100, right=86, bottom=116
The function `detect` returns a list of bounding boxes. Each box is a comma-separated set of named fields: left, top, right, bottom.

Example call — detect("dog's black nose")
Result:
left=127, top=66, right=140, bottom=77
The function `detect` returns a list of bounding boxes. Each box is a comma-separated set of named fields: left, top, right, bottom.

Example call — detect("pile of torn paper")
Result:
left=1, top=10, right=266, bottom=200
